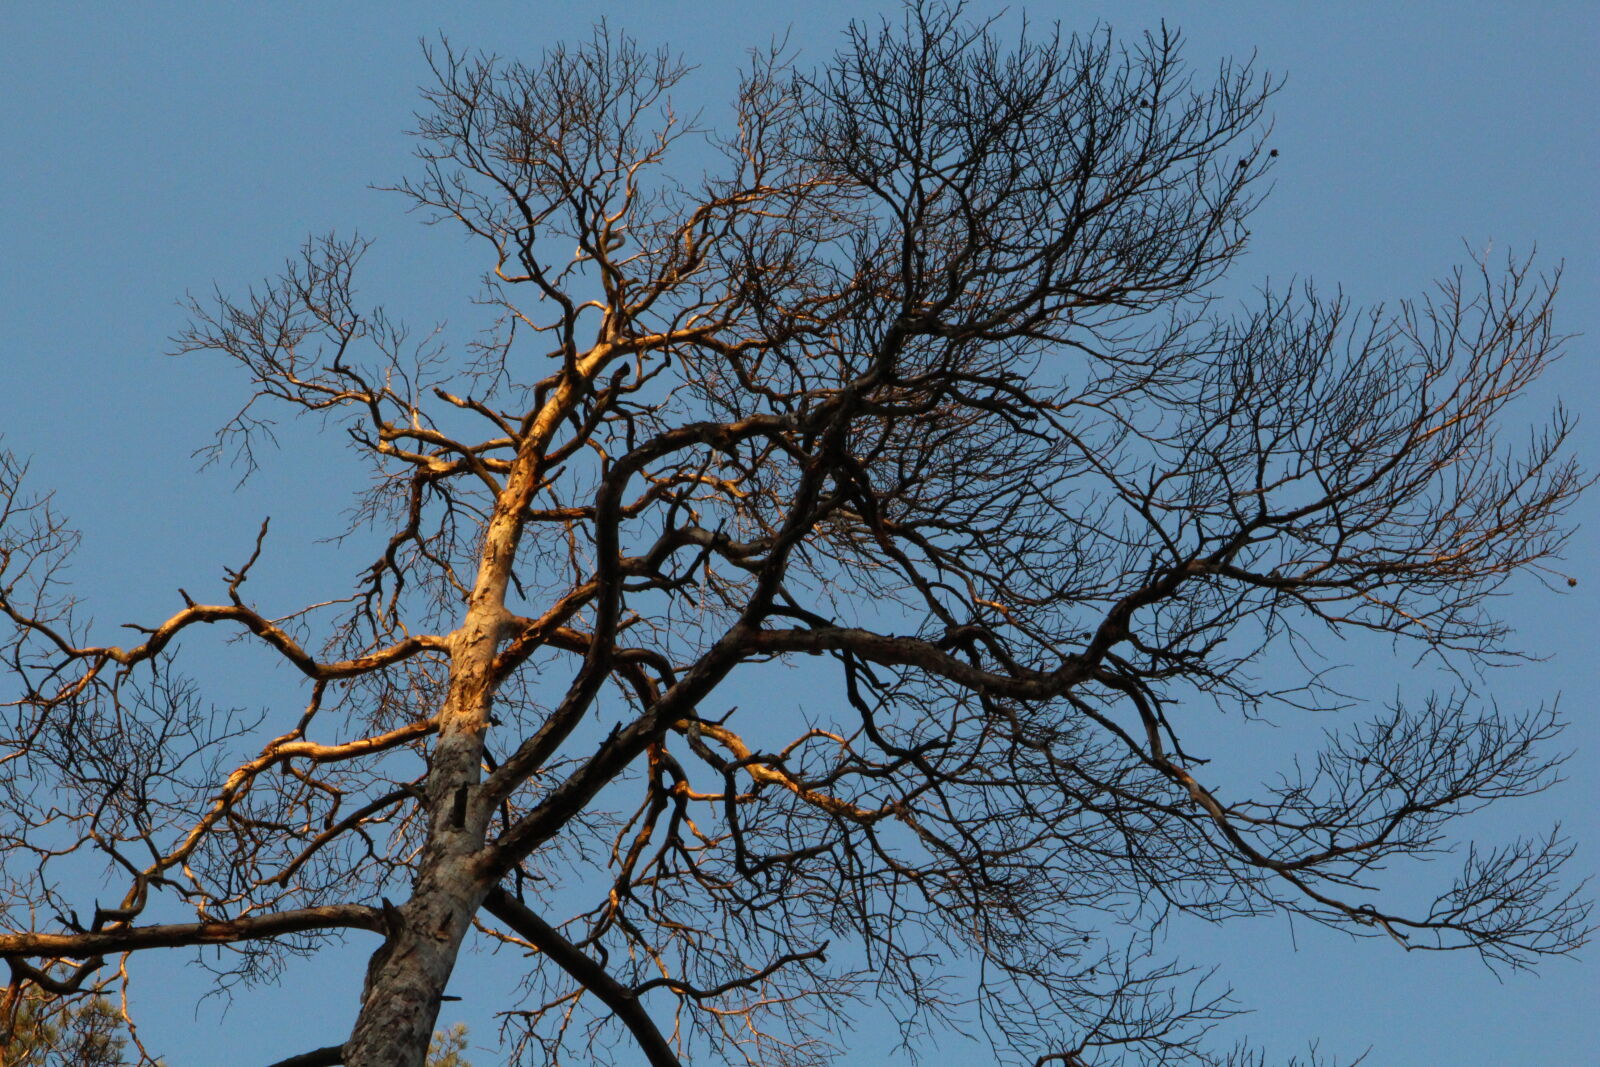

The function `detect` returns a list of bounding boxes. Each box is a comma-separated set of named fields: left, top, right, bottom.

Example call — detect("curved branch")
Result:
left=10, top=599, right=451, bottom=681
left=482, top=887, right=681, bottom=1067
left=751, top=625, right=1089, bottom=699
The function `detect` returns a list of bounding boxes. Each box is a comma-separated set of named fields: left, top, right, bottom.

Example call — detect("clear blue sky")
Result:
left=1, top=2, right=1595, bottom=1064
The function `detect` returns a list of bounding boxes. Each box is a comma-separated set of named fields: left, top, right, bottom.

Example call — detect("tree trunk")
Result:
left=344, top=387, right=587, bottom=1066
left=341, top=604, right=504, bottom=1066
left=341, top=854, right=488, bottom=1067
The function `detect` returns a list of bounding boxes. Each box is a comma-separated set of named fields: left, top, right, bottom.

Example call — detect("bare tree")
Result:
left=0, top=4, right=1588, bottom=1065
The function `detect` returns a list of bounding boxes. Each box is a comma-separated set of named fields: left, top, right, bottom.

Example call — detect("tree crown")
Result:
left=0, top=4, right=1588, bottom=1065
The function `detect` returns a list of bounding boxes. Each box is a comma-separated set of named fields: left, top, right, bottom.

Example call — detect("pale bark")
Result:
left=343, top=371, right=600, bottom=1065
left=340, top=859, right=488, bottom=1067
left=341, top=588, right=502, bottom=1064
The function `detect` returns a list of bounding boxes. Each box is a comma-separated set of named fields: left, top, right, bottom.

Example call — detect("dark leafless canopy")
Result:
left=0, top=4, right=1587, bottom=1065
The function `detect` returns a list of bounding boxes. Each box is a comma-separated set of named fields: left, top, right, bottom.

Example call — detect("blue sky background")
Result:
left=1, top=2, right=1595, bottom=1064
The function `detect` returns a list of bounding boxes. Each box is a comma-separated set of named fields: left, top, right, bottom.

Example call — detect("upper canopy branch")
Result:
left=4, top=596, right=450, bottom=684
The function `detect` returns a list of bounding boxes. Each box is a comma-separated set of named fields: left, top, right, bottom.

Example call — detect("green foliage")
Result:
left=1, top=993, right=131, bottom=1067
left=426, top=1024, right=471, bottom=1067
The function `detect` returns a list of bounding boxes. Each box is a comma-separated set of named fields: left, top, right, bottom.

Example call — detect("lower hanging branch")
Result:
left=0, top=904, right=386, bottom=962
left=264, top=1046, right=346, bottom=1067
left=482, top=886, right=683, bottom=1067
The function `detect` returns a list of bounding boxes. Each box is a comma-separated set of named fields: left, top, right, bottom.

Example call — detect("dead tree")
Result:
left=0, top=5, right=1587, bottom=1065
